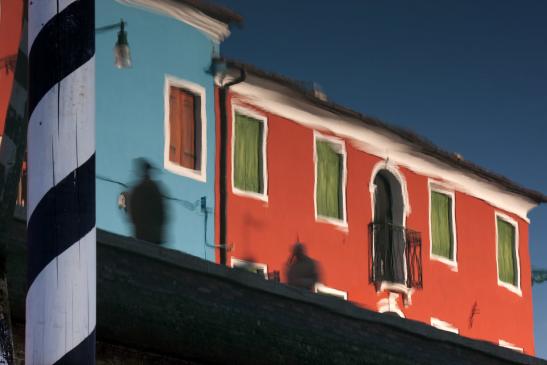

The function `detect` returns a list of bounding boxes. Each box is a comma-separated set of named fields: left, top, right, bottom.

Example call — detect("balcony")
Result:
left=368, top=222, right=423, bottom=290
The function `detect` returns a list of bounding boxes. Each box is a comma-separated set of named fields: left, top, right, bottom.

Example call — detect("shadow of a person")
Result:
left=128, top=158, right=166, bottom=244
left=286, top=242, right=320, bottom=291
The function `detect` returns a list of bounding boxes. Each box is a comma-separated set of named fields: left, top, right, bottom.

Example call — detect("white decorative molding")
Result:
left=428, top=179, right=458, bottom=271
left=495, top=212, right=522, bottom=296
left=498, top=339, right=524, bottom=353
left=218, top=73, right=537, bottom=222
left=115, top=0, right=231, bottom=43
left=231, top=257, right=268, bottom=279
left=163, top=75, right=207, bottom=182
left=314, top=283, right=348, bottom=300
left=231, top=104, right=268, bottom=202
left=369, top=160, right=411, bottom=226
left=313, top=131, right=348, bottom=230
left=377, top=292, right=405, bottom=318
left=379, top=281, right=413, bottom=306
left=430, top=317, right=459, bottom=334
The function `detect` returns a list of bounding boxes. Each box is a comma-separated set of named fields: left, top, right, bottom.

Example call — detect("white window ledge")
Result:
left=430, top=317, right=459, bottom=334
left=314, top=283, right=347, bottom=300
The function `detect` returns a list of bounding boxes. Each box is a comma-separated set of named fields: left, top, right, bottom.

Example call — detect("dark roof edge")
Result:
left=174, top=0, right=243, bottom=26
left=216, top=58, right=547, bottom=205
left=96, top=229, right=546, bottom=365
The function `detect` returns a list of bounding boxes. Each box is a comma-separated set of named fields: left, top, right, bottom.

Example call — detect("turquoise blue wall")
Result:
left=96, top=1, right=218, bottom=260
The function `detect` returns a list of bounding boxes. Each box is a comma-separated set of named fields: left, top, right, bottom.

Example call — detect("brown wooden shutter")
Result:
left=169, top=87, right=197, bottom=169
left=169, top=86, right=182, bottom=165
left=179, top=90, right=196, bottom=169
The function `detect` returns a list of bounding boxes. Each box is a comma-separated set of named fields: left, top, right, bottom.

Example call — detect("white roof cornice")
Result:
left=217, top=72, right=537, bottom=222
left=115, top=0, right=231, bottom=43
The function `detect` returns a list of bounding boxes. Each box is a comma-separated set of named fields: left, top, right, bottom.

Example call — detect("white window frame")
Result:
left=314, top=283, right=348, bottom=300
left=163, top=75, right=207, bottom=182
left=231, top=104, right=268, bottom=202
left=430, top=317, right=459, bottom=334
left=495, top=212, right=521, bottom=296
left=313, top=131, right=348, bottom=229
left=428, top=180, right=458, bottom=271
left=498, top=339, right=524, bottom=353
left=230, top=257, right=268, bottom=279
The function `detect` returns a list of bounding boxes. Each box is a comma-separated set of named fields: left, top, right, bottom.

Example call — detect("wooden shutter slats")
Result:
left=169, top=86, right=197, bottom=170
left=180, top=91, right=196, bottom=169
left=169, top=87, right=182, bottom=165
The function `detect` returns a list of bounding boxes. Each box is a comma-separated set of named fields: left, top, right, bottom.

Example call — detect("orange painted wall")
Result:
left=0, top=0, right=23, bottom=134
left=215, top=89, right=534, bottom=354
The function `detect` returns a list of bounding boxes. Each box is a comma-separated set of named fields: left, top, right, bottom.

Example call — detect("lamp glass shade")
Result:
left=114, top=28, right=132, bottom=69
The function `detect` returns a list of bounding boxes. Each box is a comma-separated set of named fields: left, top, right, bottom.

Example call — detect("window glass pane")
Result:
left=234, top=113, right=263, bottom=193
left=497, top=218, right=517, bottom=285
left=431, top=191, right=453, bottom=260
left=316, top=140, right=342, bottom=219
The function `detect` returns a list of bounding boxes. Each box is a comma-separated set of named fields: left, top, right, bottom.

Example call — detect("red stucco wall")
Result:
left=215, top=89, right=534, bottom=354
left=0, top=0, right=23, bottom=135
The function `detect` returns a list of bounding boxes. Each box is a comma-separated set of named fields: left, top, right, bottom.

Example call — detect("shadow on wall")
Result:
left=127, top=158, right=168, bottom=244
left=285, top=242, right=321, bottom=292
left=112, top=158, right=215, bottom=250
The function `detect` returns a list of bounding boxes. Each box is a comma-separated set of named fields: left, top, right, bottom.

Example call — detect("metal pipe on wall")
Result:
left=218, top=64, right=245, bottom=265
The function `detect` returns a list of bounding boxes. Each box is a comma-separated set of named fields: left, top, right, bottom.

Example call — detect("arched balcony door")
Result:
left=372, top=170, right=406, bottom=286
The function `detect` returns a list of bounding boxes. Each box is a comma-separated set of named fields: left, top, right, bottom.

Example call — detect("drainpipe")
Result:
left=218, top=64, right=246, bottom=265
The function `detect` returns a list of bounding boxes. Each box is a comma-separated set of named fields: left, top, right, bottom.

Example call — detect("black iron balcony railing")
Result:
left=368, top=222, right=423, bottom=290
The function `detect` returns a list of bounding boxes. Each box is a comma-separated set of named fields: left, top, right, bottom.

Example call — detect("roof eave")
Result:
left=215, top=58, right=547, bottom=206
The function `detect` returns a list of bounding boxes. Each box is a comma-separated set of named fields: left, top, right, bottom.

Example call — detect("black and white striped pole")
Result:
left=27, top=0, right=95, bottom=363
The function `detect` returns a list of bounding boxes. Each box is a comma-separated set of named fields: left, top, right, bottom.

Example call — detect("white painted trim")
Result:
left=430, top=317, right=459, bottom=334
left=495, top=212, right=522, bottom=296
left=498, top=339, right=524, bottom=353
left=313, top=131, right=348, bottom=230
left=230, top=104, right=268, bottom=202
left=428, top=180, right=458, bottom=271
left=220, top=76, right=537, bottom=221
left=377, top=292, right=405, bottom=318
left=230, top=257, right=268, bottom=279
left=369, top=161, right=411, bottom=289
left=369, top=160, right=411, bottom=226
left=379, top=281, right=410, bottom=295
left=163, top=75, right=207, bottom=182
left=379, top=281, right=414, bottom=306
left=114, top=0, right=231, bottom=43
left=314, top=283, right=348, bottom=300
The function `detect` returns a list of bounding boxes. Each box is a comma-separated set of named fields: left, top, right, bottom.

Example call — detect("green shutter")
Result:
left=431, top=191, right=454, bottom=260
left=316, top=140, right=343, bottom=219
left=234, top=113, right=263, bottom=193
left=497, top=218, right=517, bottom=285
